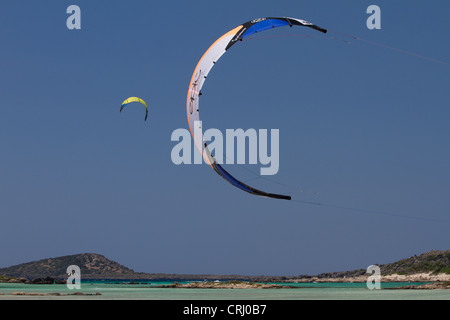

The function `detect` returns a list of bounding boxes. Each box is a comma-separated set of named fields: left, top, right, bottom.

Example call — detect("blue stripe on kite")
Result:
left=214, top=163, right=255, bottom=194
left=269, top=19, right=291, bottom=28
left=242, top=19, right=290, bottom=38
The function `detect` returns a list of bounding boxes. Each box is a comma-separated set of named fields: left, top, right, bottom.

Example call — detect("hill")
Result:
left=316, top=250, right=450, bottom=279
left=0, top=250, right=449, bottom=281
left=0, top=253, right=263, bottom=280
left=0, top=253, right=137, bottom=279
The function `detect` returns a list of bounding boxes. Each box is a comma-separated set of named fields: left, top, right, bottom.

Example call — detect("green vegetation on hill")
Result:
left=0, top=253, right=136, bottom=279
left=317, top=250, right=450, bottom=279
left=383, top=251, right=450, bottom=275
left=0, top=275, right=13, bottom=282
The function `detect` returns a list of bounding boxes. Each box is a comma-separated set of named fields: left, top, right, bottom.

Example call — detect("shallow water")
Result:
left=0, top=281, right=448, bottom=300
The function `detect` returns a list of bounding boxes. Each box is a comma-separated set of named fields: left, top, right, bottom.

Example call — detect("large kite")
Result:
left=187, top=17, right=327, bottom=200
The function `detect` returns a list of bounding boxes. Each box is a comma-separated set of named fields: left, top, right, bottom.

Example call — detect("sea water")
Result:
left=0, top=280, right=448, bottom=300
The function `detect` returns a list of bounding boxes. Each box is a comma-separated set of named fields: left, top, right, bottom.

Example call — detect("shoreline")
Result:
left=157, top=279, right=449, bottom=290
left=1, top=273, right=449, bottom=290
left=280, top=272, right=450, bottom=284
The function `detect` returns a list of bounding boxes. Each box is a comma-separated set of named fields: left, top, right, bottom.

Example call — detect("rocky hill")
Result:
left=316, top=250, right=450, bottom=279
left=0, top=253, right=137, bottom=279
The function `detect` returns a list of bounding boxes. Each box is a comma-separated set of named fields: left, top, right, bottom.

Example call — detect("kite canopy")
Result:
left=121, top=97, right=148, bottom=121
left=187, top=17, right=327, bottom=200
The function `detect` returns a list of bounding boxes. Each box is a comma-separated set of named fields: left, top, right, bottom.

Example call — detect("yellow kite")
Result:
left=120, top=97, right=148, bottom=121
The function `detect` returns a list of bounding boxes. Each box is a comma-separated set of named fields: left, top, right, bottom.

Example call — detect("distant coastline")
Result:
left=1, top=250, right=448, bottom=290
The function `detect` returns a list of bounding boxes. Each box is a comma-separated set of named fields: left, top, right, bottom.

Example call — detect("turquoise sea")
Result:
left=0, top=280, right=449, bottom=300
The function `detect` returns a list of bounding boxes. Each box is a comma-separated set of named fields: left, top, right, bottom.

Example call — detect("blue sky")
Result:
left=0, top=0, right=449, bottom=276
